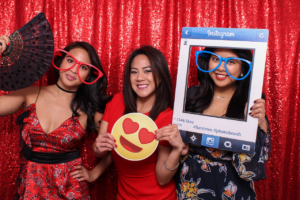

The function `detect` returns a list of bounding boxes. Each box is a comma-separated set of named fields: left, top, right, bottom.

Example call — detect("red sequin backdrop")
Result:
left=0, top=0, right=299, bottom=199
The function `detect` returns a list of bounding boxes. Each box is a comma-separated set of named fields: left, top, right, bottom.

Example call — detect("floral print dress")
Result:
left=175, top=126, right=270, bottom=200
left=16, top=103, right=90, bottom=200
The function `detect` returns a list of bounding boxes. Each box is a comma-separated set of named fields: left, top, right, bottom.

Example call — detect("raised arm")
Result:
left=155, top=124, right=184, bottom=185
left=0, top=88, right=28, bottom=117
left=93, top=120, right=116, bottom=158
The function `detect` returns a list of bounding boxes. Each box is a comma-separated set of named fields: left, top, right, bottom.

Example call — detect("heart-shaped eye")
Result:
left=122, top=118, right=139, bottom=134
left=138, top=128, right=155, bottom=144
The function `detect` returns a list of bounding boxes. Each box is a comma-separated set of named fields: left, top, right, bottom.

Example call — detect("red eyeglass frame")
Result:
left=52, top=49, right=103, bottom=85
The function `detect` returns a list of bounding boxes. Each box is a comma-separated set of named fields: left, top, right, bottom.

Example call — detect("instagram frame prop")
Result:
left=173, top=27, right=269, bottom=154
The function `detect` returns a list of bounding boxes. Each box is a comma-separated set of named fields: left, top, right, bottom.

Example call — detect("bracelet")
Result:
left=164, top=161, right=179, bottom=171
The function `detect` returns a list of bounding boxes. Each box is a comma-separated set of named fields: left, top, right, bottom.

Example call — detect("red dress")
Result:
left=102, top=93, right=177, bottom=200
left=17, top=103, right=90, bottom=200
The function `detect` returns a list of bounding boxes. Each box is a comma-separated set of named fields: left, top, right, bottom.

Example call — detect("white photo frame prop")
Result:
left=173, top=27, right=269, bottom=154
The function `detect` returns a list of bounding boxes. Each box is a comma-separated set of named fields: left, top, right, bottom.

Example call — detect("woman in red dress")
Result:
left=0, top=36, right=110, bottom=199
left=72, top=46, right=187, bottom=199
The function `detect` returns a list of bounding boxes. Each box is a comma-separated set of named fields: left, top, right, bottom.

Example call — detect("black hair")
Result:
left=186, top=48, right=252, bottom=119
left=53, top=41, right=111, bottom=132
left=123, top=46, right=172, bottom=121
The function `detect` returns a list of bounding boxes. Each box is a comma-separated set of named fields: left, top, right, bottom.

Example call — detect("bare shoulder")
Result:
left=20, top=86, right=44, bottom=107
left=24, top=85, right=54, bottom=107
left=11, top=85, right=39, bottom=96
left=39, top=85, right=56, bottom=95
left=12, top=86, right=40, bottom=101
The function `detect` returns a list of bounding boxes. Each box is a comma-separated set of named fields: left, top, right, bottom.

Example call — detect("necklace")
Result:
left=56, top=83, right=76, bottom=93
left=215, top=96, right=229, bottom=99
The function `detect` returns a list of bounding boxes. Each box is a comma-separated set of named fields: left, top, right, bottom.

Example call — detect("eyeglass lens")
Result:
left=197, top=51, right=251, bottom=78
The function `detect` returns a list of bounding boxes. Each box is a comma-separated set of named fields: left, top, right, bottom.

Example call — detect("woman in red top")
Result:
left=73, top=46, right=186, bottom=199
left=0, top=36, right=109, bottom=199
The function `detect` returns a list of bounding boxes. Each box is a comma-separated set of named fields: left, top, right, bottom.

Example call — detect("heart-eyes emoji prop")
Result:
left=111, top=113, right=158, bottom=161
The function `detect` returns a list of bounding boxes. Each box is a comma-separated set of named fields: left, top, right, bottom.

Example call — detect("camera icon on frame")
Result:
left=206, top=137, right=214, bottom=146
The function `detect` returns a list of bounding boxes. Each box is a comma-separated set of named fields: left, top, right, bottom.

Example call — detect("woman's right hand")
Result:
left=0, top=35, right=9, bottom=57
left=93, top=133, right=116, bottom=157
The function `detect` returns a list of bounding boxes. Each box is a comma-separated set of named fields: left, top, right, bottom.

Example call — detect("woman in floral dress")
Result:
left=0, top=36, right=110, bottom=199
left=176, top=48, right=270, bottom=200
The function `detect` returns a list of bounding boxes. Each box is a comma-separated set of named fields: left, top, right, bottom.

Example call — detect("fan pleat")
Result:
left=0, top=12, right=54, bottom=91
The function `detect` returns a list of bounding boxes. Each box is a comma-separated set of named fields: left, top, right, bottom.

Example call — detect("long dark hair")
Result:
left=53, top=41, right=111, bottom=132
left=123, top=46, right=172, bottom=121
left=186, top=48, right=252, bottom=119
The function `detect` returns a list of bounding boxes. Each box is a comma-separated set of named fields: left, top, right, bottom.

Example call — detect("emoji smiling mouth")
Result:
left=120, top=135, right=142, bottom=153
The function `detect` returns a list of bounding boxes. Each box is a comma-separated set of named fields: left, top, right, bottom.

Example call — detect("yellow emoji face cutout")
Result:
left=111, top=113, right=158, bottom=161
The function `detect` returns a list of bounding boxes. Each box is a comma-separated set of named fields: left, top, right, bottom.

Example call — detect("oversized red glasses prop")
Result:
left=52, top=49, right=103, bottom=85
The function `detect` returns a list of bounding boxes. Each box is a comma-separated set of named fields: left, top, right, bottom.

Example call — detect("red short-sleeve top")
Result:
left=102, top=93, right=176, bottom=200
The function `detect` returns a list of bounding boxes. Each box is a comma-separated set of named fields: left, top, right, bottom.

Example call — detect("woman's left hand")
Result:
left=155, top=124, right=184, bottom=152
left=249, top=99, right=266, bottom=126
left=70, top=165, right=95, bottom=183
